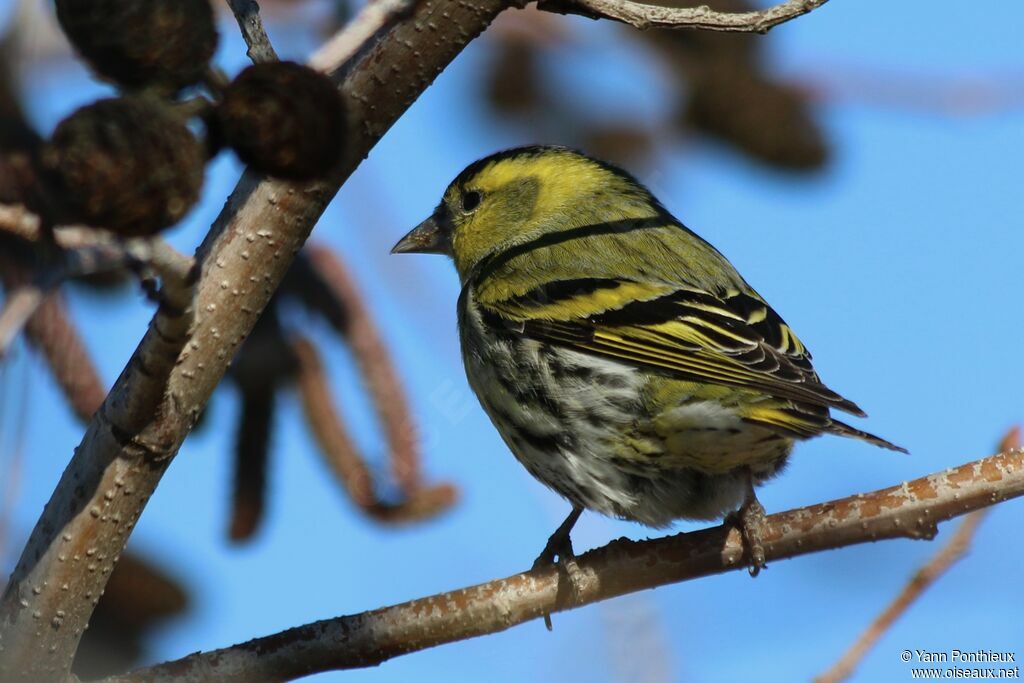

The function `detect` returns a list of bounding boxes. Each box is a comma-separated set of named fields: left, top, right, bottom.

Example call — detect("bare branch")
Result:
left=226, top=0, right=280, bottom=63
left=814, top=426, right=1021, bottom=683
left=0, top=203, right=99, bottom=248
left=0, top=207, right=196, bottom=359
left=108, top=447, right=1024, bottom=683
left=814, top=512, right=987, bottom=683
left=537, top=0, right=831, bottom=32
left=0, top=0, right=510, bottom=677
left=0, top=280, right=50, bottom=354
left=307, top=0, right=414, bottom=72
left=0, top=204, right=187, bottom=257
left=0, top=203, right=39, bottom=241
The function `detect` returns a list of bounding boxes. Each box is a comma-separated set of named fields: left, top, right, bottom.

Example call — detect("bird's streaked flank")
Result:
left=393, top=145, right=903, bottom=571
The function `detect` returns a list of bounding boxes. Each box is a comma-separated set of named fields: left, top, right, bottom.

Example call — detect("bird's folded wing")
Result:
left=480, top=278, right=866, bottom=417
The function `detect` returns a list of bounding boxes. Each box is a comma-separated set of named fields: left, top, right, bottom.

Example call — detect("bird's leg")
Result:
left=532, top=506, right=583, bottom=571
left=729, top=469, right=768, bottom=577
left=534, top=506, right=584, bottom=631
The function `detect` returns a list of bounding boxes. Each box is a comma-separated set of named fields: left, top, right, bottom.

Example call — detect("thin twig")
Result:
left=814, top=426, right=1022, bottom=683
left=537, top=0, right=831, bottom=32
left=0, top=229, right=57, bottom=359
left=1, top=205, right=194, bottom=273
left=307, top=0, right=415, bottom=72
left=0, top=203, right=36, bottom=240
left=128, top=239, right=198, bottom=324
left=814, top=512, right=987, bottom=683
left=0, top=281, right=50, bottom=356
left=0, top=200, right=197, bottom=350
left=0, top=203, right=106, bottom=249
left=0, top=223, right=195, bottom=359
left=226, top=0, right=280, bottom=63
left=110, top=447, right=1024, bottom=683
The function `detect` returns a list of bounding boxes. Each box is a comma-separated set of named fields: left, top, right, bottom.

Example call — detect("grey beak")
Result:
left=391, top=215, right=449, bottom=255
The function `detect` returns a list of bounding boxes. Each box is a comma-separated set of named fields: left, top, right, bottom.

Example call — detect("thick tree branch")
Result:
left=537, top=0, right=830, bottom=32
left=0, top=0, right=510, bottom=679
left=106, top=448, right=1024, bottom=683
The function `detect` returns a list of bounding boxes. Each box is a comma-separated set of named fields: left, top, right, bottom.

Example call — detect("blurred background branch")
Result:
left=223, top=244, right=457, bottom=542
left=814, top=426, right=1022, bottom=683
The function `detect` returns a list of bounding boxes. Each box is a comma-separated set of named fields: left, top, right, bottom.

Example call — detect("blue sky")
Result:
left=2, top=1, right=1022, bottom=681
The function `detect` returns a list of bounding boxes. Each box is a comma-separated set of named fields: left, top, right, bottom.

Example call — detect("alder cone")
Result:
left=41, top=97, right=205, bottom=237
left=55, top=0, right=218, bottom=93
left=215, top=62, right=346, bottom=181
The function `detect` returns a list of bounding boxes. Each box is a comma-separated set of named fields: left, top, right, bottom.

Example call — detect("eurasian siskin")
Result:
left=393, top=145, right=902, bottom=571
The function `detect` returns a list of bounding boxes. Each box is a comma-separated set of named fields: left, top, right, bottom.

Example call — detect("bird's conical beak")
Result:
left=391, top=215, right=449, bottom=255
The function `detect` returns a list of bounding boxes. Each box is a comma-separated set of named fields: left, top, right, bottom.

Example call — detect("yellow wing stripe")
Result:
left=505, top=280, right=667, bottom=321
left=492, top=281, right=673, bottom=321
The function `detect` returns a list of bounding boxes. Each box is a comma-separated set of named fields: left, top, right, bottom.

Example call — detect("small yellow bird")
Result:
left=393, top=146, right=903, bottom=571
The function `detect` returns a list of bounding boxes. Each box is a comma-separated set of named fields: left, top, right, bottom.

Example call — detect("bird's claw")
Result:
left=532, top=532, right=575, bottom=572
left=729, top=496, right=768, bottom=577
left=534, top=537, right=574, bottom=631
left=532, top=507, right=583, bottom=572
left=533, top=508, right=584, bottom=631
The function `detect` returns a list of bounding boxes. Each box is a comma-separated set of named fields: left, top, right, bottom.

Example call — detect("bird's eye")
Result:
left=461, top=190, right=482, bottom=213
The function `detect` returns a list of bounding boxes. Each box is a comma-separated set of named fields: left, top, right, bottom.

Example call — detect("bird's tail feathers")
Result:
left=828, top=419, right=907, bottom=453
